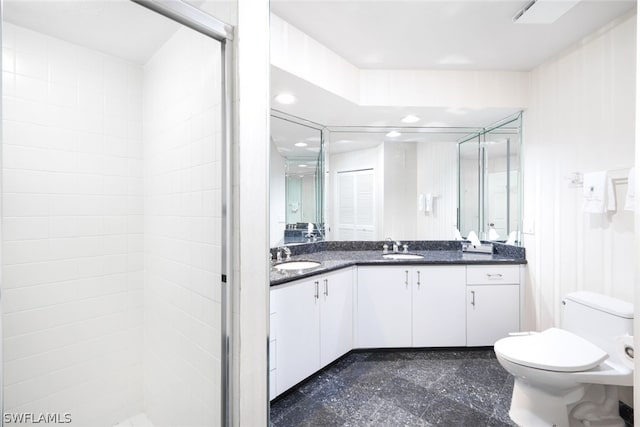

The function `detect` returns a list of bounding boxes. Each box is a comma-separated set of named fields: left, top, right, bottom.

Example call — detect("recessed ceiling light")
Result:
left=401, top=115, right=420, bottom=124
left=386, top=131, right=401, bottom=138
left=446, top=107, right=467, bottom=115
left=275, top=93, right=296, bottom=104
left=298, top=164, right=308, bottom=168
left=294, top=142, right=308, bottom=147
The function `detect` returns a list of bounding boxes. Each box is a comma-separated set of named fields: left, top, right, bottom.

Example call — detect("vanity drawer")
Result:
left=467, top=265, right=519, bottom=285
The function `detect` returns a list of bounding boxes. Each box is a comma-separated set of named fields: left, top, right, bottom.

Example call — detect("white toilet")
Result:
left=494, top=291, right=634, bottom=427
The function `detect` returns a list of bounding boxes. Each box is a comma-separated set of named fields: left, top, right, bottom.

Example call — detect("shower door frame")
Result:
left=129, top=2, right=236, bottom=426
left=0, top=1, right=236, bottom=426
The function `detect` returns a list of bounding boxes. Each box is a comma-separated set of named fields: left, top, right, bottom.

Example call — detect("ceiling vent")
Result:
left=513, top=0, right=582, bottom=24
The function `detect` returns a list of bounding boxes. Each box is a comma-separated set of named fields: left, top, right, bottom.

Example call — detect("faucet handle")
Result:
left=382, top=244, right=389, bottom=254
left=403, top=244, right=408, bottom=253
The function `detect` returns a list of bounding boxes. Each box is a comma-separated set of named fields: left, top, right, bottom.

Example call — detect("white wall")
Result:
left=2, top=23, right=144, bottom=425
left=523, top=13, right=636, bottom=331
left=383, top=142, right=417, bottom=241
left=143, top=26, right=222, bottom=427
left=416, top=141, right=458, bottom=240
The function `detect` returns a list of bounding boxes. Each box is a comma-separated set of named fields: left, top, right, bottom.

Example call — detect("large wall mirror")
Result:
left=458, top=113, right=522, bottom=244
left=270, top=111, right=523, bottom=247
left=270, top=114, right=325, bottom=246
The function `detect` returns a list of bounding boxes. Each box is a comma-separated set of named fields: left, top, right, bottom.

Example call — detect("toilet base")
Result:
left=509, top=379, right=625, bottom=427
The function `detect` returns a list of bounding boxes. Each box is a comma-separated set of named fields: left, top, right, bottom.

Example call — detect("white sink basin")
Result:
left=382, top=253, right=424, bottom=260
left=274, top=260, right=321, bottom=271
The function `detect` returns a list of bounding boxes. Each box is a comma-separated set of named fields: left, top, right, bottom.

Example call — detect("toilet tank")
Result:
left=561, top=291, right=633, bottom=363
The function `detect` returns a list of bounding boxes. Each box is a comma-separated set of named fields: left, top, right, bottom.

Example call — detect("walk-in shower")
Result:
left=1, top=1, right=234, bottom=426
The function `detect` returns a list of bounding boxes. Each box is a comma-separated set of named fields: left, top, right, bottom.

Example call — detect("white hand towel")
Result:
left=582, top=171, right=616, bottom=214
left=467, top=231, right=481, bottom=246
left=424, top=193, right=433, bottom=213
left=624, top=167, right=635, bottom=211
left=418, top=194, right=426, bottom=211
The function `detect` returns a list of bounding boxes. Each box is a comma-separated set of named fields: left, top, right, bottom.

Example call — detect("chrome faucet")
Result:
left=386, top=237, right=401, bottom=253
left=282, top=246, right=292, bottom=261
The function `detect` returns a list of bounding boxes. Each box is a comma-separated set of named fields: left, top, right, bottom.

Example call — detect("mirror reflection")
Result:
left=270, top=115, right=325, bottom=246
left=270, top=112, right=523, bottom=247
left=458, top=113, right=522, bottom=243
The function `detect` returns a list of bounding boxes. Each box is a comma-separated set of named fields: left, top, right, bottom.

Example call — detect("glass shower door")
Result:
left=0, top=1, right=233, bottom=426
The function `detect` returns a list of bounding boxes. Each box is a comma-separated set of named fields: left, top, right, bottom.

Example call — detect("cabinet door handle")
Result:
left=314, top=281, right=319, bottom=299
left=486, top=273, right=503, bottom=279
left=471, top=290, right=476, bottom=307
left=416, top=270, right=421, bottom=287
left=405, top=270, right=409, bottom=287
left=324, top=279, right=328, bottom=296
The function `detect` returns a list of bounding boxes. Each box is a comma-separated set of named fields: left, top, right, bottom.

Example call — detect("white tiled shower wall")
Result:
left=142, top=27, right=222, bottom=427
left=2, top=20, right=223, bottom=427
left=2, top=23, right=144, bottom=425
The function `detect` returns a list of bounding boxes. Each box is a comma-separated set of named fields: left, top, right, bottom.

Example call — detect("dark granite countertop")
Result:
left=270, top=243, right=526, bottom=286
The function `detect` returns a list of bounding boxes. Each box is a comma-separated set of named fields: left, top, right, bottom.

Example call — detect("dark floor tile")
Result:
left=420, top=394, right=491, bottom=426
left=270, top=390, right=307, bottom=422
left=619, top=401, right=634, bottom=426
left=365, top=350, right=414, bottom=362
left=410, top=348, right=495, bottom=361
left=396, top=359, right=458, bottom=389
left=486, top=416, right=517, bottom=427
left=370, top=396, right=433, bottom=426
left=432, top=371, right=501, bottom=416
left=375, top=376, right=434, bottom=419
left=273, top=395, right=345, bottom=427
left=455, top=359, right=510, bottom=393
left=490, top=379, right=516, bottom=425
left=297, top=369, right=338, bottom=397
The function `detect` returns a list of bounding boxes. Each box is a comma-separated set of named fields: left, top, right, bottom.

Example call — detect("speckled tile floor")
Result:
left=270, top=348, right=515, bottom=427
left=270, top=348, right=634, bottom=427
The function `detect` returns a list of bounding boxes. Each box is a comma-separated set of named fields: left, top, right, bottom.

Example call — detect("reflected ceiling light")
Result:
left=275, top=93, right=296, bottom=104
left=401, top=114, right=420, bottom=124
left=294, top=142, right=308, bottom=147
left=298, top=164, right=308, bottom=168
left=335, top=139, right=353, bottom=144
left=386, top=131, right=401, bottom=138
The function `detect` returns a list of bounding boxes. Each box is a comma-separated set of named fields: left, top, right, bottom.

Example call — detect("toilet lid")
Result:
left=495, top=328, right=608, bottom=372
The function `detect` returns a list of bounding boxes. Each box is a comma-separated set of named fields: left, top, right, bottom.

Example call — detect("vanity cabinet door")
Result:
left=319, top=268, right=353, bottom=367
left=466, top=284, right=520, bottom=346
left=272, top=279, right=321, bottom=394
left=412, top=266, right=466, bottom=347
left=356, top=266, right=412, bottom=348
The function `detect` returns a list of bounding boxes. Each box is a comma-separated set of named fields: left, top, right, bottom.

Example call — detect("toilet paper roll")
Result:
left=616, top=335, right=634, bottom=370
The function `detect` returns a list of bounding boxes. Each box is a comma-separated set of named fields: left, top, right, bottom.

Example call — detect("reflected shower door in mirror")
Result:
left=270, top=115, right=325, bottom=246
left=457, top=112, right=522, bottom=244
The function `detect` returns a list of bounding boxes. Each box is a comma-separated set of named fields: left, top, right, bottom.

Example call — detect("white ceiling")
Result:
left=270, top=0, right=636, bottom=71
left=270, top=0, right=635, bottom=155
left=2, top=0, right=235, bottom=64
left=3, top=0, right=181, bottom=64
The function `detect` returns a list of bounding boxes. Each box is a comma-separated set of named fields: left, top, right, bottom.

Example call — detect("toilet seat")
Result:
left=495, top=328, right=608, bottom=372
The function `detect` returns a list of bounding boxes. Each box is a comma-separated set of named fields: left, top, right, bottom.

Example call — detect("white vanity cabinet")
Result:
left=412, top=266, right=466, bottom=347
left=466, top=265, right=521, bottom=346
left=356, top=266, right=412, bottom=347
left=270, top=267, right=353, bottom=397
left=356, top=265, right=467, bottom=348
